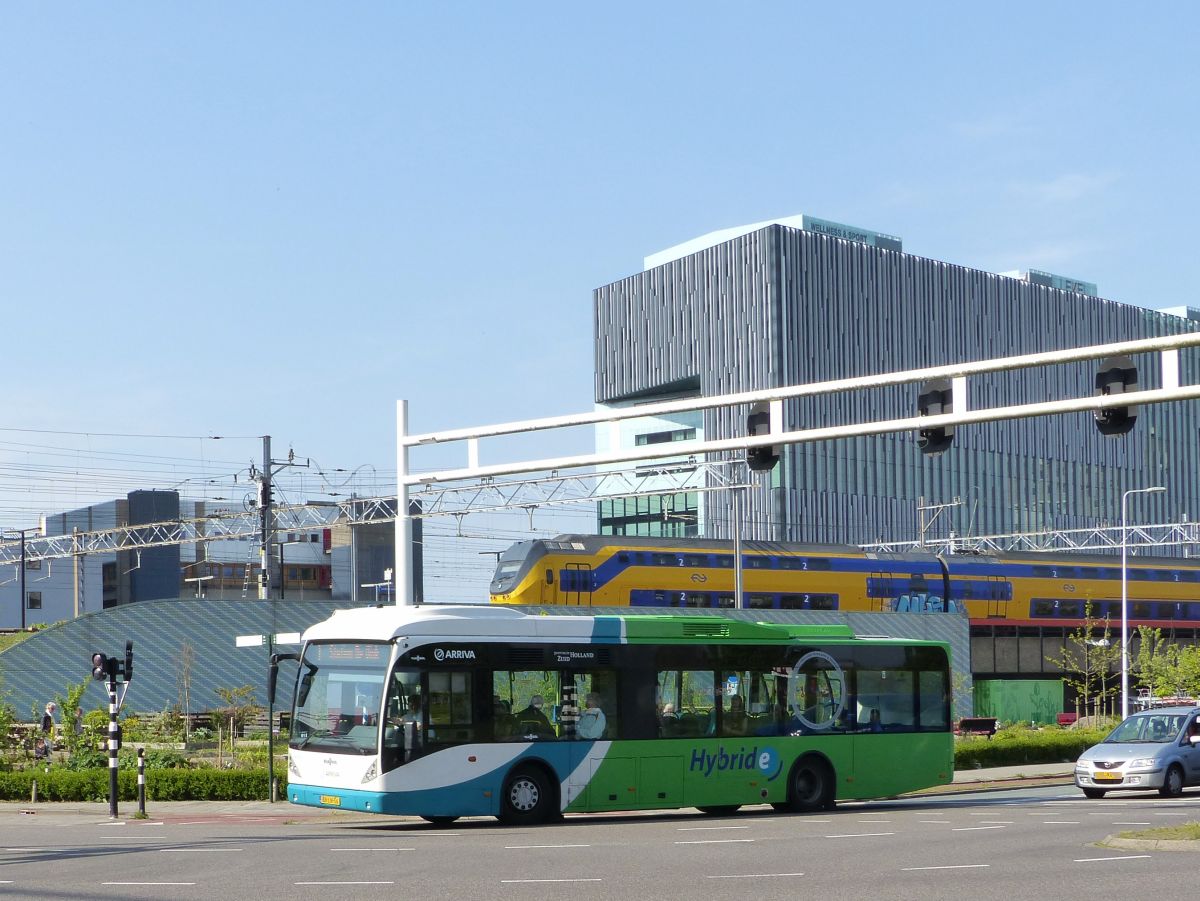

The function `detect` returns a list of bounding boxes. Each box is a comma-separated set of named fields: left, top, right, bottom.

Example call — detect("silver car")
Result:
left=1075, top=705, right=1200, bottom=799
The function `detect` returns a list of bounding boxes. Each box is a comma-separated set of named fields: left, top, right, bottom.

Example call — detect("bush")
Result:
left=0, top=767, right=284, bottom=802
left=955, top=727, right=1109, bottom=768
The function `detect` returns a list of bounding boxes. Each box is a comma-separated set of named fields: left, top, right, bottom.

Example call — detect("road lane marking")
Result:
left=1043, top=821, right=1081, bottom=824
left=902, top=864, right=990, bottom=871
left=158, top=847, right=244, bottom=852
left=504, top=844, right=590, bottom=849
left=1112, top=822, right=1152, bottom=826
left=296, top=882, right=396, bottom=886
left=952, top=826, right=1006, bottom=831
left=918, top=819, right=951, bottom=824
left=501, top=878, right=602, bottom=884
left=103, top=883, right=197, bottom=887
left=706, top=872, right=805, bottom=879
left=329, top=846, right=410, bottom=852
left=678, top=826, right=750, bottom=831
left=825, top=833, right=895, bottom=839
left=675, top=839, right=755, bottom=845
left=978, top=821, right=1013, bottom=825
left=1074, top=856, right=1152, bottom=863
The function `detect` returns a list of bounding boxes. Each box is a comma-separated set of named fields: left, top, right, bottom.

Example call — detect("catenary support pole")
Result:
left=396, top=400, right=412, bottom=606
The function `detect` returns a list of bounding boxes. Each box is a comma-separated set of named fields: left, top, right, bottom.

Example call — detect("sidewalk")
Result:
left=950, top=761, right=1076, bottom=787
left=0, top=764, right=1079, bottom=821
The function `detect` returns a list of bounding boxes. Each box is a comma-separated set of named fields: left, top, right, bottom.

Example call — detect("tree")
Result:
left=54, top=679, right=90, bottom=754
left=214, top=685, right=261, bottom=750
left=176, top=640, right=195, bottom=743
left=1044, top=601, right=1120, bottom=717
left=1134, top=626, right=1200, bottom=701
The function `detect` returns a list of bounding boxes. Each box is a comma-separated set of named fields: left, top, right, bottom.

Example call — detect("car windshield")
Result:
left=1104, top=712, right=1185, bottom=744
left=289, top=641, right=389, bottom=755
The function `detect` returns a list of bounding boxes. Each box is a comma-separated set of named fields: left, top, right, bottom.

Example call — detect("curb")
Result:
left=1101, top=835, right=1200, bottom=852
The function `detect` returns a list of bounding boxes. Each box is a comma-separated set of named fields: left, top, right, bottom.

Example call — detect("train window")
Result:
left=1032, top=599, right=1055, bottom=617
left=716, top=556, right=734, bottom=568
left=656, top=554, right=677, bottom=566
left=1159, top=603, right=1177, bottom=620
left=810, top=594, right=837, bottom=610
left=1058, top=600, right=1081, bottom=617
left=715, top=595, right=735, bottom=608
left=1132, top=602, right=1151, bottom=618
left=744, top=557, right=771, bottom=569
left=778, top=594, right=804, bottom=609
left=1032, top=566, right=1056, bottom=579
left=807, top=558, right=832, bottom=571
left=683, top=554, right=707, bottom=567
left=748, top=595, right=775, bottom=609
left=686, top=593, right=710, bottom=608
left=545, top=569, right=554, bottom=585
left=618, top=553, right=630, bottom=563
left=777, top=557, right=803, bottom=570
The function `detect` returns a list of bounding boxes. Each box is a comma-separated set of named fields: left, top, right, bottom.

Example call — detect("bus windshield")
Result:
left=290, top=641, right=390, bottom=755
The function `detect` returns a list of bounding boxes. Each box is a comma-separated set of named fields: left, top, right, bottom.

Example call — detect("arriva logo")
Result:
left=432, top=648, right=476, bottom=661
left=689, top=745, right=782, bottom=781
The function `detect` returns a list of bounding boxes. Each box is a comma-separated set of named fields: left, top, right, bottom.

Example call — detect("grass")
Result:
left=1117, top=823, right=1200, bottom=841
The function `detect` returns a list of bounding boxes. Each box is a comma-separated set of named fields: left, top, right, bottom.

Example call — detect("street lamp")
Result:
left=1121, top=485, right=1166, bottom=720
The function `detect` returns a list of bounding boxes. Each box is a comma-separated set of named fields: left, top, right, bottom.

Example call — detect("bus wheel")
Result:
left=500, top=766, right=553, bottom=825
left=787, top=757, right=835, bottom=813
left=697, top=805, right=741, bottom=816
left=421, top=815, right=459, bottom=825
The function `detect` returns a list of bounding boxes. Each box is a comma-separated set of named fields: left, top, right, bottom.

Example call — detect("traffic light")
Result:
left=1094, top=355, right=1138, bottom=436
left=91, top=652, right=108, bottom=681
left=917, top=378, right=954, bottom=454
left=124, top=641, right=133, bottom=681
left=746, top=402, right=780, bottom=472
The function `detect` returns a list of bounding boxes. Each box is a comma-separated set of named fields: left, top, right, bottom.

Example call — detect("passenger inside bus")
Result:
left=577, top=692, right=607, bottom=739
left=514, top=694, right=554, bottom=738
left=722, top=695, right=750, bottom=736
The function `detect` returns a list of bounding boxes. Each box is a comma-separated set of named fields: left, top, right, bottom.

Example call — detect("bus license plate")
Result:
left=320, top=795, right=342, bottom=806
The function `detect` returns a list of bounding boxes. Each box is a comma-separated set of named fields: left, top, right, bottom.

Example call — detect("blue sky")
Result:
left=1, top=2, right=1196, bottom=528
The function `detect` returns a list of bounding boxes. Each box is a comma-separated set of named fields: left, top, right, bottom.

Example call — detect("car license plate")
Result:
left=319, top=794, right=342, bottom=806
left=1093, top=772, right=1121, bottom=782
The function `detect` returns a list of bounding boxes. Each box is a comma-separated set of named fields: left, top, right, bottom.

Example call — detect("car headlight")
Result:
left=1128, top=758, right=1159, bottom=769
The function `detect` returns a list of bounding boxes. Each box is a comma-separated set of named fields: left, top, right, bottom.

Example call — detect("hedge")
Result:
left=0, top=768, right=284, bottom=802
left=954, top=728, right=1108, bottom=769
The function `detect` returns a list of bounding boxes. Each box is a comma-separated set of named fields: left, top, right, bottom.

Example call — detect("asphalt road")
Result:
left=2, top=786, right=1198, bottom=900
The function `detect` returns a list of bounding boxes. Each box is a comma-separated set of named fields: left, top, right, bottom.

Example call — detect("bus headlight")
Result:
left=289, top=756, right=301, bottom=778
left=362, top=760, right=378, bottom=783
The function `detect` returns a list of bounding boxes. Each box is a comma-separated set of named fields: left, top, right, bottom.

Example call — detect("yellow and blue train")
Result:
left=489, top=534, right=1200, bottom=629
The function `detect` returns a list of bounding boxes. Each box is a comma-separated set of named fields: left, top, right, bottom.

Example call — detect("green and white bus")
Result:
left=279, top=605, right=953, bottom=824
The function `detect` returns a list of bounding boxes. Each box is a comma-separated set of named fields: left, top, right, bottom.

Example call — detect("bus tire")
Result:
left=785, top=755, right=835, bottom=813
left=500, top=765, right=554, bottom=825
left=697, top=805, right=741, bottom=816
left=421, top=815, right=459, bottom=825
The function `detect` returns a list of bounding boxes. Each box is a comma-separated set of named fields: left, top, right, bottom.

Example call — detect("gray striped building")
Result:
left=593, top=216, right=1200, bottom=548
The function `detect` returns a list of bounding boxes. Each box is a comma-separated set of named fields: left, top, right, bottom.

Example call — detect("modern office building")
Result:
left=593, top=214, right=1200, bottom=546
left=592, top=215, right=1200, bottom=702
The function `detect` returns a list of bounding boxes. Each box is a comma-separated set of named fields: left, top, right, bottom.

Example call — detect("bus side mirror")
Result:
left=269, top=652, right=301, bottom=705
